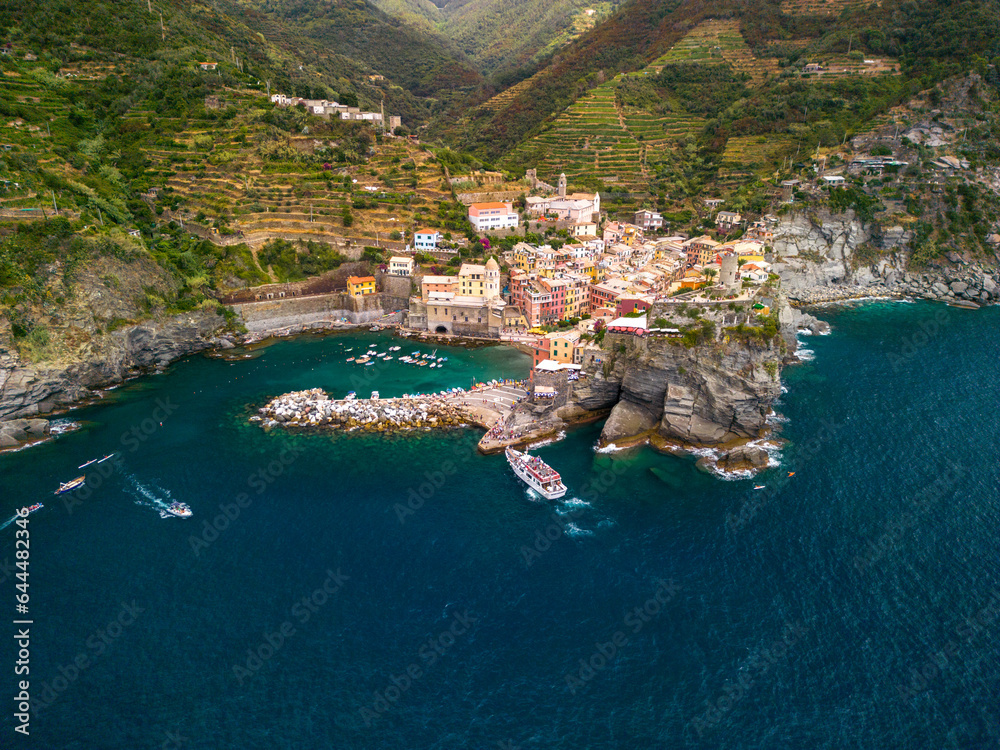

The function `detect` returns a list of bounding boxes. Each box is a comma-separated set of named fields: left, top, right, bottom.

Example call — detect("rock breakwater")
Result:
left=255, top=388, right=478, bottom=434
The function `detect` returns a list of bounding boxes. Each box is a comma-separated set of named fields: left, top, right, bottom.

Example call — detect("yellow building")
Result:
left=458, top=258, right=500, bottom=298
left=510, top=242, right=537, bottom=272
left=347, top=275, right=377, bottom=297
left=546, top=330, right=580, bottom=364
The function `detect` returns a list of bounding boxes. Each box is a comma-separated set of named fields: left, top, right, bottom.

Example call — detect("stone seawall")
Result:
left=230, top=293, right=392, bottom=333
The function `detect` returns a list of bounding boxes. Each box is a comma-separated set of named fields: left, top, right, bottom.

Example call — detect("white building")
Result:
left=413, top=229, right=440, bottom=251
left=468, top=202, right=519, bottom=232
left=389, top=256, right=414, bottom=277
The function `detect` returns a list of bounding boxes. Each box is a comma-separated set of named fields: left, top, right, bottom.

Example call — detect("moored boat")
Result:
left=505, top=448, right=567, bottom=500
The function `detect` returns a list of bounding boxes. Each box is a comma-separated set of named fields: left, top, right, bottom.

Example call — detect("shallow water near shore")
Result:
left=1, top=305, right=998, bottom=748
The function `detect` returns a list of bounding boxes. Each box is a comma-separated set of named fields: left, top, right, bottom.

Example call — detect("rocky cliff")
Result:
left=544, top=299, right=813, bottom=471
left=0, top=310, right=230, bottom=421
left=771, top=209, right=1000, bottom=305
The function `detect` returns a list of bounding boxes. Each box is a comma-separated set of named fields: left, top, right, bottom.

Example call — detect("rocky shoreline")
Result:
left=254, top=388, right=480, bottom=434
left=787, top=265, right=999, bottom=307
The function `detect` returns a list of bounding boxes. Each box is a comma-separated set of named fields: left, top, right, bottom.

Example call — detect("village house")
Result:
left=634, top=209, right=664, bottom=231
left=347, top=275, right=377, bottom=297
left=715, top=211, right=742, bottom=233
left=603, top=222, right=642, bottom=246
left=413, top=229, right=440, bottom=251
left=682, top=235, right=720, bottom=267
left=388, top=256, right=414, bottom=277
left=198, top=62, right=218, bottom=71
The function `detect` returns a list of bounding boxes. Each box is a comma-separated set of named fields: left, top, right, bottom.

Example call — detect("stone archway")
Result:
left=435, top=325, right=448, bottom=334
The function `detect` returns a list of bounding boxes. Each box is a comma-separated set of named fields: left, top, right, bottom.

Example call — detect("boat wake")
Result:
left=123, top=473, right=183, bottom=518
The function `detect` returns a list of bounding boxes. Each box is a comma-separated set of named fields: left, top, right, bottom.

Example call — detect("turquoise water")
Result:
left=1, top=306, right=998, bottom=749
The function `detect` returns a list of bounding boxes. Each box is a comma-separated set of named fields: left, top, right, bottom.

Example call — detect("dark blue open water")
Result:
left=1, top=303, right=998, bottom=749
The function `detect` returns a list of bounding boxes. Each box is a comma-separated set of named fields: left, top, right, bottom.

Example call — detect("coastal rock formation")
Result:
left=770, top=209, right=1000, bottom=305
left=0, top=418, right=50, bottom=449
left=544, top=300, right=791, bottom=454
left=594, top=336, right=783, bottom=447
left=0, top=311, right=229, bottom=419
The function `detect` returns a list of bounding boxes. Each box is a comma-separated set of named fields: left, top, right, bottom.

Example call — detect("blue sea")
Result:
left=1, top=302, right=998, bottom=749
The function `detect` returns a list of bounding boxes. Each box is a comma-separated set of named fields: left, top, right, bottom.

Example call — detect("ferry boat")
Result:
left=160, top=501, right=193, bottom=518
left=505, top=448, right=567, bottom=500
left=55, top=476, right=86, bottom=495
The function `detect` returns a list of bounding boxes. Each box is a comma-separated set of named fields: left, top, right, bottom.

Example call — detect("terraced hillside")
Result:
left=778, top=0, right=866, bottom=16
left=0, top=51, right=466, bottom=288
left=650, top=19, right=779, bottom=84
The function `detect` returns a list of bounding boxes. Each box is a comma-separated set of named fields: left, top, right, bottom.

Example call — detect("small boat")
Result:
left=55, top=476, right=86, bottom=495
left=384, top=357, right=394, bottom=361
left=371, top=391, right=380, bottom=400
left=160, top=501, right=193, bottom=519
left=79, top=454, right=114, bottom=469
left=346, top=357, right=355, bottom=362
left=753, top=485, right=765, bottom=490
left=787, top=472, right=795, bottom=477
left=345, top=348, right=353, bottom=352
left=346, top=392, right=357, bottom=400
left=21, top=503, right=43, bottom=516
left=365, top=361, right=375, bottom=366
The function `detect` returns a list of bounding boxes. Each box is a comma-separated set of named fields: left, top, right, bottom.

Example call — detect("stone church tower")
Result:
left=558, top=173, right=567, bottom=197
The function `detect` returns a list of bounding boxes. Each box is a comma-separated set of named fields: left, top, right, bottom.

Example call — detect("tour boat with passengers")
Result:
left=505, top=447, right=567, bottom=500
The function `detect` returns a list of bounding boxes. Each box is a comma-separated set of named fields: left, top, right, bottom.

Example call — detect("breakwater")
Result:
left=254, top=388, right=479, bottom=434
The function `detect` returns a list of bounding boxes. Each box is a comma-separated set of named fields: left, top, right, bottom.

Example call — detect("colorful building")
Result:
left=347, top=275, right=377, bottom=297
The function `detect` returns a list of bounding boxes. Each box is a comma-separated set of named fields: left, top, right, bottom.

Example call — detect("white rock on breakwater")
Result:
left=256, top=388, right=472, bottom=433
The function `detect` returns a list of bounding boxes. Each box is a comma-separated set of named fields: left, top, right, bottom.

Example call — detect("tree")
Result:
left=342, top=209, right=353, bottom=228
